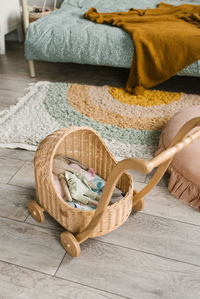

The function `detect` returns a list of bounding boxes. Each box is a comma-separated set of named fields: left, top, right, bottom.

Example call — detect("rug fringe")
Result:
left=0, top=143, right=37, bottom=151
left=0, top=81, right=50, bottom=125
left=0, top=81, right=158, bottom=159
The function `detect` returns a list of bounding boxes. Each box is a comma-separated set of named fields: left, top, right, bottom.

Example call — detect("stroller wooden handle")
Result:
left=76, top=117, right=200, bottom=244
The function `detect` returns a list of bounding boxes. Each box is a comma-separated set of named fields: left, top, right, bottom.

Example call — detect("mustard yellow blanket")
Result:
left=84, top=3, right=200, bottom=94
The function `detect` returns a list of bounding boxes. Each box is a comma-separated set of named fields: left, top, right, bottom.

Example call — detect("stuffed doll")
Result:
left=65, top=171, right=100, bottom=206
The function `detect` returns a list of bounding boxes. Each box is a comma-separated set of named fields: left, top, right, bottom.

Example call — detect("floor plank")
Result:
left=9, top=161, right=35, bottom=189
left=0, top=217, right=65, bottom=275
left=0, top=183, right=34, bottom=221
left=0, top=78, right=30, bottom=92
left=0, top=148, right=35, bottom=162
left=56, top=239, right=200, bottom=299
left=97, top=212, right=200, bottom=266
left=128, top=170, right=146, bottom=184
left=0, top=157, right=25, bottom=184
left=0, top=90, right=25, bottom=110
left=0, top=261, right=123, bottom=299
left=135, top=182, right=200, bottom=226
left=26, top=213, right=64, bottom=232
left=145, top=168, right=170, bottom=187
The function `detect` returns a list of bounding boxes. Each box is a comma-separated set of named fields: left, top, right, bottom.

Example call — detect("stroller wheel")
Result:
left=28, top=200, right=45, bottom=223
left=132, top=198, right=144, bottom=211
left=60, top=232, right=81, bottom=257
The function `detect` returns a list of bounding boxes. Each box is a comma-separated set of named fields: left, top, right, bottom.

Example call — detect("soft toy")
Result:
left=65, top=171, right=100, bottom=206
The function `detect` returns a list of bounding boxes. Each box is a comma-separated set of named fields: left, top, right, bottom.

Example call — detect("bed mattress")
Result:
left=25, top=0, right=200, bottom=77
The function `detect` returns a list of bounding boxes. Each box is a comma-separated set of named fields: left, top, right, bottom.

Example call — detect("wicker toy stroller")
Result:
left=29, top=119, right=200, bottom=257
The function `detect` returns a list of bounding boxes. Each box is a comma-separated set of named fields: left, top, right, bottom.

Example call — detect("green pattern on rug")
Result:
left=1, top=81, right=199, bottom=159
left=44, top=83, right=161, bottom=146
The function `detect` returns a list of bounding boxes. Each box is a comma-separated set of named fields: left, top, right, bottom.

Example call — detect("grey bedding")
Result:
left=25, top=0, right=200, bottom=77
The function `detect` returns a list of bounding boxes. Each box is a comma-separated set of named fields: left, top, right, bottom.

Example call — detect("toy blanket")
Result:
left=54, top=172, right=124, bottom=210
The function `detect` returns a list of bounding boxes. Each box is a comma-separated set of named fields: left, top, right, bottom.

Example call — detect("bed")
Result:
left=24, top=0, right=200, bottom=78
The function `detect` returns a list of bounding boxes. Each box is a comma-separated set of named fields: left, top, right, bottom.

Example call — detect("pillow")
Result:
left=156, top=105, right=200, bottom=210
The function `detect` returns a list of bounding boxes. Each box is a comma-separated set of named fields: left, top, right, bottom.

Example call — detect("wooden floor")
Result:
left=0, top=42, right=200, bottom=299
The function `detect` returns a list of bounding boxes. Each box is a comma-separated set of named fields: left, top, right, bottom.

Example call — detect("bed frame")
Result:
left=22, top=0, right=200, bottom=80
left=21, top=0, right=57, bottom=77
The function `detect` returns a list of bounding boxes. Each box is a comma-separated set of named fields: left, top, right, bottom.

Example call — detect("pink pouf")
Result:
left=156, top=106, right=200, bottom=210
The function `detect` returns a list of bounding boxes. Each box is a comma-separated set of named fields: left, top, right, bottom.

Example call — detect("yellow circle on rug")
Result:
left=109, top=87, right=182, bottom=107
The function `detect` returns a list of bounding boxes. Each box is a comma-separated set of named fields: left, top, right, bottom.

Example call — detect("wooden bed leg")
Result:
left=22, top=0, right=36, bottom=77
left=28, top=60, right=35, bottom=77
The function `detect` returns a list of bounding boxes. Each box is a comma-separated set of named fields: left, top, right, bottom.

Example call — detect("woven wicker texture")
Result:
left=33, top=121, right=200, bottom=256
left=34, top=127, right=133, bottom=237
left=28, top=7, right=54, bottom=23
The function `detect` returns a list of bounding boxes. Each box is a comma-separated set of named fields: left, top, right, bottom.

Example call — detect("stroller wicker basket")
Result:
left=30, top=121, right=200, bottom=257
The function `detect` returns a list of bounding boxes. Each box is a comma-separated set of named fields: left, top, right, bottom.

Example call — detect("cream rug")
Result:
left=0, top=81, right=199, bottom=159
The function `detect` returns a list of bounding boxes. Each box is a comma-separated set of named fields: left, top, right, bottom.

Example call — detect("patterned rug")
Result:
left=0, top=81, right=199, bottom=159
